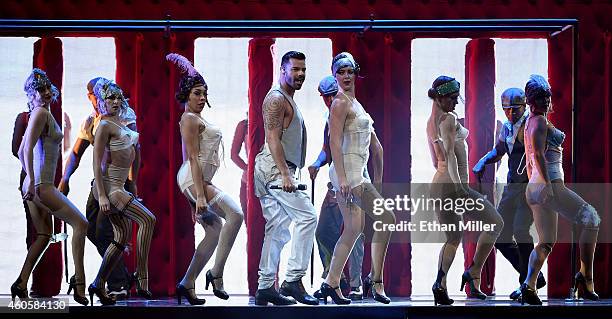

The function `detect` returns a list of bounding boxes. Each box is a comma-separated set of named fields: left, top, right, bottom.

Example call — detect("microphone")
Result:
left=270, top=184, right=307, bottom=190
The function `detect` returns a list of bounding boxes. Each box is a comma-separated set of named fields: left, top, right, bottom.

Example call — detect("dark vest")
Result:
left=505, top=123, right=528, bottom=184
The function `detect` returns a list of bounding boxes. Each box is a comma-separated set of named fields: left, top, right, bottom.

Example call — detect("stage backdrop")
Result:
left=1, top=0, right=611, bottom=298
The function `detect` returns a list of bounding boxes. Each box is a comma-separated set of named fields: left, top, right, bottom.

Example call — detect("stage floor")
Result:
left=3, top=294, right=610, bottom=319
left=72, top=294, right=610, bottom=307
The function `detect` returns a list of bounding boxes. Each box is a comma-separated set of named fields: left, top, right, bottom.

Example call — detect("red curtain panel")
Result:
left=603, top=31, right=612, bottom=298
left=166, top=33, right=199, bottom=295
left=246, top=37, right=275, bottom=296
left=463, top=38, right=497, bottom=296
left=30, top=37, right=64, bottom=297
left=546, top=28, right=574, bottom=298
left=379, top=32, right=413, bottom=297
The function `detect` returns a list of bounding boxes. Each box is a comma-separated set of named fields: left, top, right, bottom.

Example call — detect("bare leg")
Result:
left=466, top=188, right=504, bottom=289
left=38, top=186, right=88, bottom=296
left=435, top=235, right=461, bottom=289
left=17, top=201, right=52, bottom=289
left=365, top=184, right=396, bottom=295
left=524, top=204, right=557, bottom=289
left=579, top=227, right=598, bottom=292
left=324, top=185, right=366, bottom=297
left=434, top=211, right=462, bottom=289
left=431, top=183, right=462, bottom=290
left=549, top=182, right=600, bottom=292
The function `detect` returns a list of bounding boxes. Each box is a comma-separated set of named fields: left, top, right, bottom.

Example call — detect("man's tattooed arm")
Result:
left=264, top=93, right=284, bottom=130
left=263, top=92, right=291, bottom=177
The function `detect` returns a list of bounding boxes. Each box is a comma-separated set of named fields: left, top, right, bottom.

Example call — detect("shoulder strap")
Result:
left=105, top=119, right=126, bottom=130
left=338, top=91, right=353, bottom=102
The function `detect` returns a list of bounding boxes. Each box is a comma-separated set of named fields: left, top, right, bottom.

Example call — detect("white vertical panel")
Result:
left=60, top=37, right=116, bottom=290
left=0, top=37, right=39, bottom=294
left=194, top=38, right=251, bottom=294
left=410, top=38, right=470, bottom=297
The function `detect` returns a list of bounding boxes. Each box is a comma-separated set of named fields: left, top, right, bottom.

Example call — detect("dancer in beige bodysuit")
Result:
left=319, top=52, right=395, bottom=305
left=168, top=53, right=243, bottom=305
left=13, top=69, right=89, bottom=306
left=520, top=75, right=600, bottom=305
left=426, top=76, right=503, bottom=305
left=89, top=79, right=156, bottom=306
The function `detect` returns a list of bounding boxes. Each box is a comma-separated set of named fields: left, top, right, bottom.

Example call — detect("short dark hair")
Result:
left=281, top=51, right=306, bottom=67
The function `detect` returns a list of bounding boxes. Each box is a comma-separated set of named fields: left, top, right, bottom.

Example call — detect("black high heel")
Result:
left=574, top=272, right=599, bottom=301
left=134, top=272, right=153, bottom=299
left=363, top=276, right=372, bottom=298
left=460, top=270, right=487, bottom=300
left=536, top=271, right=547, bottom=289
left=126, top=272, right=136, bottom=297
left=511, top=272, right=546, bottom=301
left=509, top=287, right=522, bottom=301
left=205, top=270, right=229, bottom=300
left=432, top=282, right=454, bottom=305
left=318, top=282, right=351, bottom=305
left=88, top=283, right=116, bottom=306
left=67, top=275, right=75, bottom=295
left=363, top=276, right=391, bottom=304
left=11, top=278, right=28, bottom=301
left=176, top=284, right=206, bottom=305
left=67, top=275, right=89, bottom=306
left=520, top=283, right=542, bottom=305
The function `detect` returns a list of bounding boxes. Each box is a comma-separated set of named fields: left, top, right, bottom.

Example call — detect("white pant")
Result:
left=257, top=189, right=317, bottom=289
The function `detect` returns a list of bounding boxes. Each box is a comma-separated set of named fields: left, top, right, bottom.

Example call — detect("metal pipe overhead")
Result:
left=0, top=19, right=576, bottom=32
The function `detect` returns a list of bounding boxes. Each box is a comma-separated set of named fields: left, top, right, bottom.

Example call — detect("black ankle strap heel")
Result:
left=205, top=270, right=229, bottom=300
left=318, top=282, right=350, bottom=305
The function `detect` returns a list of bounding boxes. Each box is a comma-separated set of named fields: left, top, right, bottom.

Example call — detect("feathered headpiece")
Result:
left=166, top=53, right=208, bottom=105
left=93, top=78, right=130, bottom=117
left=166, top=53, right=199, bottom=77
left=24, top=68, right=60, bottom=103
